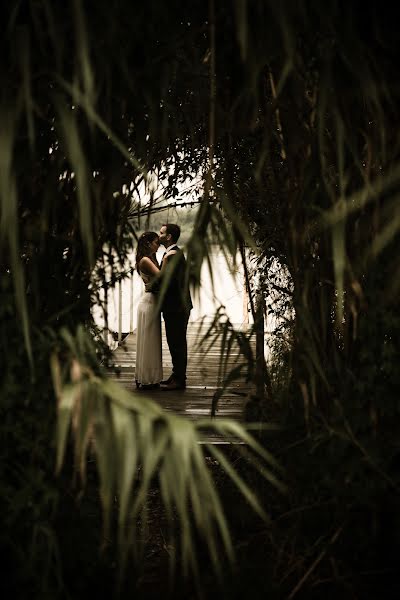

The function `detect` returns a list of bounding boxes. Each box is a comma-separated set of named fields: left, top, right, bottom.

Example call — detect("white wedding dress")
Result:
left=135, top=271, right=163, bottom=386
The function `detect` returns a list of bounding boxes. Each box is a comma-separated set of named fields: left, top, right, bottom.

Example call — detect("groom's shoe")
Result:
left=160, top=378, right=186, bottom=391
left=160, top=374, right=174, bottom=385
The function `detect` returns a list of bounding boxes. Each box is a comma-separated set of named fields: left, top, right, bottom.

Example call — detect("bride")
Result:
left=134, top=231, right=163, bottom=389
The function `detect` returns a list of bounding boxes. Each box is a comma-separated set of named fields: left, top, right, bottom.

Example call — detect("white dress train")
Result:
left=135, top=272, right=163, bottom=385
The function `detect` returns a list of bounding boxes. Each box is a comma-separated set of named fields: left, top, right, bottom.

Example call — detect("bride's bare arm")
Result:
left=139, top=256, right=160, bottom=277
left=144, top=251, right=178, bottom=292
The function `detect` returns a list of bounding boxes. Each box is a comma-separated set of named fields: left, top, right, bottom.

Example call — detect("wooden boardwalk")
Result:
left=107, top=319, right=256, bottom=441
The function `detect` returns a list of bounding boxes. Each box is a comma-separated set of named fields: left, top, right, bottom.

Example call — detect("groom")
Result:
left=158, top=223, right=192, bottom=390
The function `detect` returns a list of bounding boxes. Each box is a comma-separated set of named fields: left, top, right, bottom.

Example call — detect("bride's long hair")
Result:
left=135, top=231, right=159, bottom=272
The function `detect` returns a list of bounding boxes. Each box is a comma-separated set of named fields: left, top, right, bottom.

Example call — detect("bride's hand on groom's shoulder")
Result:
left=162, top=250, right=177, bottom=265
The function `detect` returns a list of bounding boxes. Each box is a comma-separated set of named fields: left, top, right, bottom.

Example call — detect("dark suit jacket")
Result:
left=161, top=247, right=193, bottom=314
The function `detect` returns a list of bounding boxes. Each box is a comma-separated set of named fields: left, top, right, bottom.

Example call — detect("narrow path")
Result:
left=107, top=319, right=256, bottom=442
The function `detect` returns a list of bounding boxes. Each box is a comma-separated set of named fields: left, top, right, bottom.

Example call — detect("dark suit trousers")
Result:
left=163, top=310, right=190, bottom=384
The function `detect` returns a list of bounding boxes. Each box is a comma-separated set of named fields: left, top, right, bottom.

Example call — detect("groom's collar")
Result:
left=167, top=244, right=179, bottom=251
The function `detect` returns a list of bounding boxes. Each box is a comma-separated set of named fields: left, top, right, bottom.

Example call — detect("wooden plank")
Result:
left=106, top=319, right=256, bottom=443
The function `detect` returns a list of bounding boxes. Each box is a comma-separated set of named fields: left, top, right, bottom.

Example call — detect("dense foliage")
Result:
left=1, top=1, right=399, bottom=598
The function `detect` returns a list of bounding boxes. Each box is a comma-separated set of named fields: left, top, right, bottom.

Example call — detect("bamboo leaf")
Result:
left=332, top=211, right=346, bottom=325
left=73, top=0, right=94, bottom=106
left=92, top=392, right=116, bottom=538
left=56, top=101, right=94, bottom=265
left=234, top=0, right=248, bottom=60
left=55, top=384, right=76, bottom=473
left=18, top=26, right=35, bottom=147
left=0, top=106, right=33, bottom=367
left=206, top=444, right=268, bottom=521
left=110, top=403, right=138, bottom=530
left=53, top=327, right=281, bottom=580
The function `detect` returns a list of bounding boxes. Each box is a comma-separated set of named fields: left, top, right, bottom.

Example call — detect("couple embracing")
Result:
left=135, top=224, right=193, bottom=391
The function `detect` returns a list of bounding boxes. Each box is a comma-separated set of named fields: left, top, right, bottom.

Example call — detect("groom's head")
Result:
left=159, top=223, right=180, bottom=248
